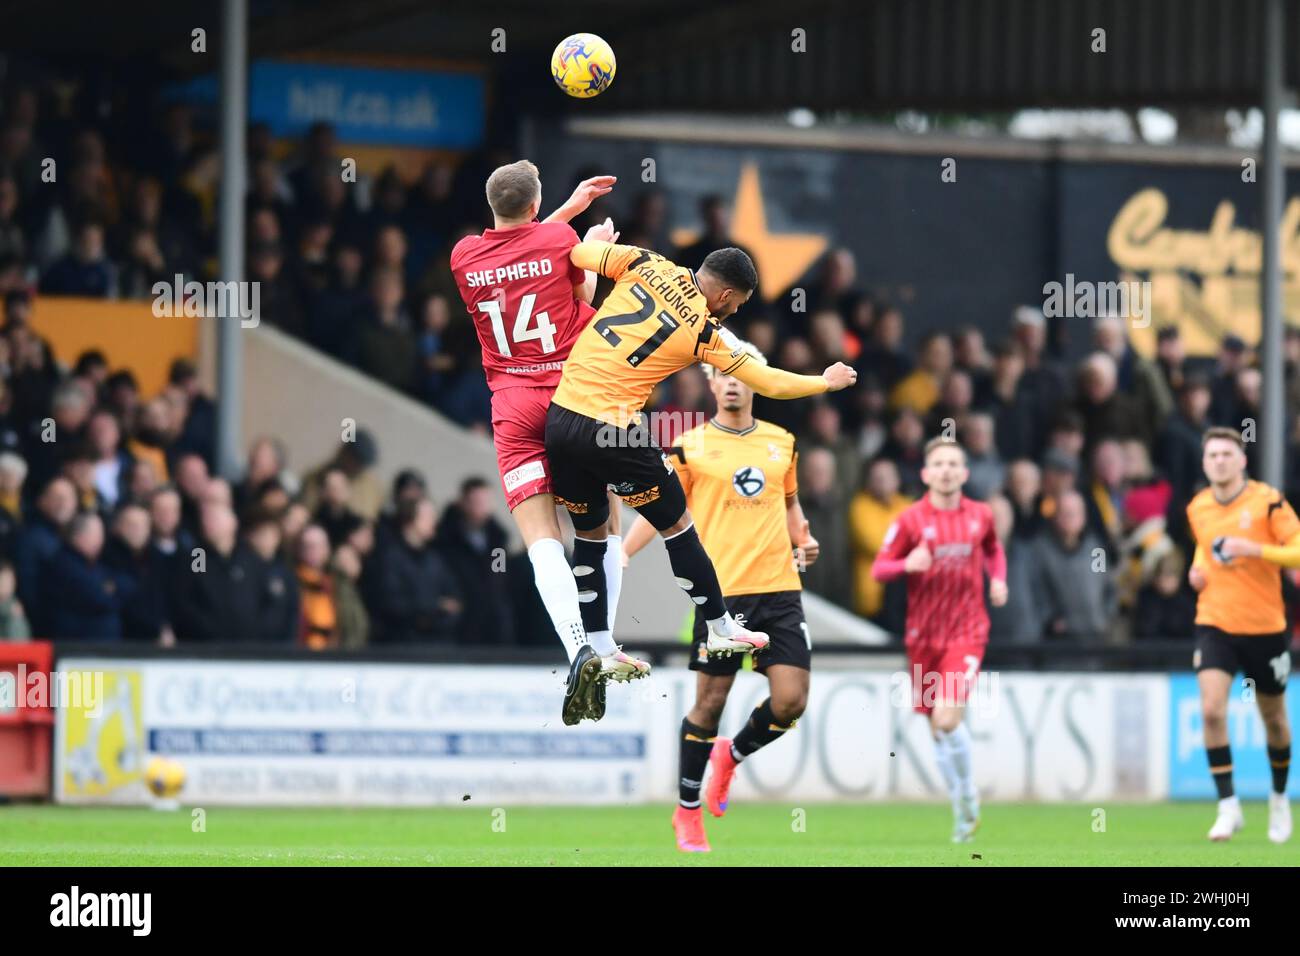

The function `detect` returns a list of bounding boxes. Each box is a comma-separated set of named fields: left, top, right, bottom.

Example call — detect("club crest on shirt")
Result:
left=732, top=466, right=766, bottom=498
left=922, top=526, right=937, bottom=540
left=767, top=443, right=781, bottom=462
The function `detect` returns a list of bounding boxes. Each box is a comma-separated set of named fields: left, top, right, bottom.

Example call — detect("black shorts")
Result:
left=544, top=403, right=686, bottom=532
left=690, top=590, right=811, bottom=675
left=1194, top=625, right=1293, bottom=696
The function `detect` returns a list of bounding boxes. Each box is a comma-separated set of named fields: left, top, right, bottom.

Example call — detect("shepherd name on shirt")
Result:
left=462, top=258, right=555, bottom=287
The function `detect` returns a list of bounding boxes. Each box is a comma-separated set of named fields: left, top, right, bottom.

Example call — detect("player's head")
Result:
left=697, top=248, right=757, bottom=320
left=1201, top=426, right=1247, bottom=486
left=702, top=340, right=765, bottom=413
left=485, top=160, right=541, bottom=225
left=920, top=437, right=969, bottom=496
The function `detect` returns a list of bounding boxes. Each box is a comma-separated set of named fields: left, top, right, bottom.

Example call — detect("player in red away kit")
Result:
left=871, top=437, right=1008, bottom=842
left=450, top=160, right=649, bottom=726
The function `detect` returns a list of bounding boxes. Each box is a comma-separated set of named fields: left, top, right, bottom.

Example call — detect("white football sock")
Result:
left=945, top=721, right=977, bottom=800
left=587, top=629, right=618, bottom=657
left=707, top=612, right=736, bottom=638
left=603, top=534, right=623, bottom=635
left=527, top=537, right=587, bottom=663
left=932, top=730, right=960, bottom=806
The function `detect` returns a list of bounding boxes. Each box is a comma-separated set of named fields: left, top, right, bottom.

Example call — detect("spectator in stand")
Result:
left=989, top=341, right=1034, bottom=462
left=43, top=512, right=126, bottom=641
left=313, top=466, right=360, bottom=547
left=802, top=399, right=858, bottom=498
left=87, top=408, right=130, bottom=509
left=301, top=430, right=383, bottom=519
left=1134, top=551, right=1196, bottom=639
left=1093, top=314, right=1174, bottom=437
left=315, top=240, right=368, bottom=359
left=103, top=503, right=168, bottom=642
left=170, top=503, right=261, bottom=643
left=987, top=493, right=1042, bottom=643
left=416, top=292, right=456, bottom=406
left=927, top=368, right=974, bottom=435
left=331, top=541, right=370, bottom=649
left=1005, top=458, right=1043, bottom=540
left=1209, top=334, right=1252, bottom=427
left=148, top=484, right=193, bottom=562
left=890, top=332, right=952, bottom=415
left=954, top=325, right=994, bottom=408
left=172, top=452, right=210, bottom=537
left=235, top=436, right=293, bottom=515
left=1076, top=352, right=1146, bottom=450
left=1044, top=409, right=1087, bottom=464
left=1011, top=305, right=1069, bottom=453
left=1084, top=438, right=1126, bottom=556
left=1229, top=366, right=1264, bottom=476
left=1030, top=490, right=1114, bottom=643
left=369, top=496, right=463, bottom=643
left=123, top=458, right=158, bottom=504
left=797, top=446, right=852, bottom=609
left=434, top=477, right=515, bottom=644
left=248, top=240, right=306, bottom=340
left=961, top=411, right=1004, bottom=501
left=129, top=396, right=173, bottom=482
left=243, top=510, right=299, bottom=643
left=858, top=305, right=912, bottom=392
left=166, top=358, right=216, bottom=469
left=26, top=379, right=91, bottom=493
left=15, top=475, right=77, bottom=632
left=1039, top=448, right=1079, bottom=525
left=41, top=220, right=117, bottom=297
left=0, top=451, right=25, bottom=546
left=295, top=524, right=337, bottom=649
left=624, top=189, right=670, bottom=253
left=852, top=375, right=889, bottom=463
left=848, top=457, right=911, bottom=620
left=1154, top=325, right=1187, bottom=396
left=880, top=407, right=927, bottom=496
left=674, top=195, right=753, bottom=275
left=354, top=266, right=417, bottom=394
left=807, top=248, right=861, bottom=325
left=0, top=559, right=30, bottom=640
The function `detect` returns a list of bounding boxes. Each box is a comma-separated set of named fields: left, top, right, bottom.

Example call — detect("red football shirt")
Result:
left=450, top=221, right=594, bottom=391
left=873, top=493, right=1006, bottom=646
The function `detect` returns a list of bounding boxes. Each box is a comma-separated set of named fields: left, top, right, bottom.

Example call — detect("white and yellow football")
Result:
left=551, top=33, right=616, bottom=98
left=144, top=756, right=186, bottom=799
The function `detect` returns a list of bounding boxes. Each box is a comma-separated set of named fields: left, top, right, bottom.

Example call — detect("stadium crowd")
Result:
left=1, top=77, right=1297, bottom=647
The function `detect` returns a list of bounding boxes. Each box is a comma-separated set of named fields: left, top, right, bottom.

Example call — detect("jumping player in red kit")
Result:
left=450, top=160, right=649, bottom=726
left=871, top=437, right=1008, bottom=842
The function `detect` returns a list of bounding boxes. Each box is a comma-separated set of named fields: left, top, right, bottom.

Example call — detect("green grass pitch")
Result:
left=0, top=802, right=1294, bottom=866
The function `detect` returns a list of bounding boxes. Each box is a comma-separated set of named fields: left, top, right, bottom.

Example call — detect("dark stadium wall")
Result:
left=531, top=125, right=1300, bottom=362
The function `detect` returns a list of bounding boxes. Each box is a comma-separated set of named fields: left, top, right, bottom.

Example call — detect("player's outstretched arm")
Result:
left=570, top=239, right=648, bottom=280
left=724, top=359, right=856, bottom=401
left=542, top=175, right=616, bottom=224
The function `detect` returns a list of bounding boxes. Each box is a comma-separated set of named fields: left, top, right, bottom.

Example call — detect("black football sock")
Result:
left=1269, top=744, right=1291, bottom=795
left=679, top=718, right=716, bottom=808
left=663, top=524, right=726, bottom=622
left=571, top=537, right=608, bottom=642
left=731, top=698, right=795, bottom=761
left=1207, top=744, right=1235, bottom=799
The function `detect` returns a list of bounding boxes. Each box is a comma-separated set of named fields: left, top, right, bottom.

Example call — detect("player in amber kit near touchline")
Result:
left=872, top=438, right=1008, bottom=843
left=450, top=161, right=648, bottom=728
left=623, top=341, right=820, bottom=853
left=1186, top=426, right=1293, bottom=844
left=544, top=241, right=856, bottom=671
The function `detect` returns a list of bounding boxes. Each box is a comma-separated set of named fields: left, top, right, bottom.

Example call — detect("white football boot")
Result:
left=1268, top=792, right=1292, bottom=845
left=1208, top=796, right=1244, bottom=842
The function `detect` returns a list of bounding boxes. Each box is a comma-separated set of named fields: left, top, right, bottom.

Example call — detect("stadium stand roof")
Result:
left=4, top=0, right=1297, bottom=111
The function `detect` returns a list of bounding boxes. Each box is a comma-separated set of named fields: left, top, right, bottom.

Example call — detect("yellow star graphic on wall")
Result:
left=670, top=162, right=828, bottom=301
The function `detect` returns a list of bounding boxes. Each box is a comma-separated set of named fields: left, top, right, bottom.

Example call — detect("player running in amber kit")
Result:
left=450, top=161, right=648, bottom=728
left=871, top=438, right=1007, bottom=843
left=1186, top=426, right=1293, bottom=844
left=623, top=342, right=818, bottom=853
left=545, top=241, right=855, bottom=678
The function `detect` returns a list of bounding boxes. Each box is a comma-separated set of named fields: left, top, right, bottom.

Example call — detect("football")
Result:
left=144, top=756, right=186, bottom=799
left=551, top=33, right=616, bottom=98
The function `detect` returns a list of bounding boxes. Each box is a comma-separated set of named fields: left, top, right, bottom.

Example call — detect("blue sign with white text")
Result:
left=180, top=60, right=485, bottom=148
left=1168, top=673, right=1300, bottom=799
